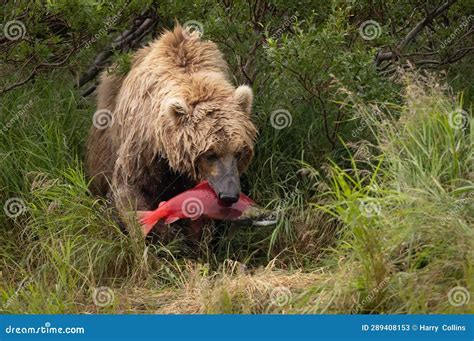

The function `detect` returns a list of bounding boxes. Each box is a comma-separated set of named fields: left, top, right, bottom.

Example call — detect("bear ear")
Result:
left=234, top=85, right=253, bottom=115
left=162, top=97, right=189, bottom=120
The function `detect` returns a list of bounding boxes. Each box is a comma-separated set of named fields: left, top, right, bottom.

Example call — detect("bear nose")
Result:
left=218, top=192, right=240, bottom=205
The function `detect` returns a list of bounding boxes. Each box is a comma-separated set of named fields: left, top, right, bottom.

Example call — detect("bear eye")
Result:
left=205, top=153, right=219, bottom=161
left=235, top=149, right=248, bottom=160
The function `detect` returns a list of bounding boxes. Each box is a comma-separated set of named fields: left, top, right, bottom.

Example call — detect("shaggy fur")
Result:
left=86, top=25, right=258, bottom=231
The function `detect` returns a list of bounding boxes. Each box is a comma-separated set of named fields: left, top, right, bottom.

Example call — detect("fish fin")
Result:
left=193, top=181, right=209, bottom=190
left=164, top=216, right=180, bottom=224
left=137, top=210, right=166, bottom=236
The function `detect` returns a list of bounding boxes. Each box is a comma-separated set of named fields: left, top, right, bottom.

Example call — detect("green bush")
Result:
left=1, top=0, right=472, bottom=314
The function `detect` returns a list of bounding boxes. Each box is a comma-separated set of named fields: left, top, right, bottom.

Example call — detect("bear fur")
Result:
left=86, top=25, right=258, bottom=232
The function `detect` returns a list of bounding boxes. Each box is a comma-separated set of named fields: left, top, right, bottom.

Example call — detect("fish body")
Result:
left=138, top=181, right=259, bottom=235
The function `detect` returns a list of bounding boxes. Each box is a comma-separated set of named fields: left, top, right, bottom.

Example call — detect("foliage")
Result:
left=0, top=0, right=472, bottom=314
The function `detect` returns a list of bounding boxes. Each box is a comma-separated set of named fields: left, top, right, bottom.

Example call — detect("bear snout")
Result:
left=212, top=175, right=241, bottom=206
left=218, top=191, right=240, bottom=205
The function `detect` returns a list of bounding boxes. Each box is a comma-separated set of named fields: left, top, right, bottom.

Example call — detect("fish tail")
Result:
left=137, top=210, right=166, bottom=236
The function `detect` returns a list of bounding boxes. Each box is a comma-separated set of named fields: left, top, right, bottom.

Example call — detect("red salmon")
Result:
left=138, top=181, right=257, bottom=236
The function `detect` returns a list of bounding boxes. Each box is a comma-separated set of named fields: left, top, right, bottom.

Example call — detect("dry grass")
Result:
left=106, top=260, right=325, bottom=314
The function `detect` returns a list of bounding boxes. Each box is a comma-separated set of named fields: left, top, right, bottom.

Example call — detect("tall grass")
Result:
left=305, top=72, right=473, bottom=313
left=1, top=72, right=472, bottom=314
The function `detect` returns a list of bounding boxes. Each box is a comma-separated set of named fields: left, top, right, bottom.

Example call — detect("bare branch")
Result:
left=0, top=68, right=37, bottom=95
left=77, top=14, right=158, bottom=88
left=375, top=0, right=458, bottom=66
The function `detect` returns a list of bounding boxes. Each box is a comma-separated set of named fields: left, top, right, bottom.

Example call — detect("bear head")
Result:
left=112, top=25, right=258, bottom=204
left=158, top=75, right=257, bottom=205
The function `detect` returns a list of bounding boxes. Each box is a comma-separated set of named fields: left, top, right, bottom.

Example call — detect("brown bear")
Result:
left=85, top=25, right=258, bottom=234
